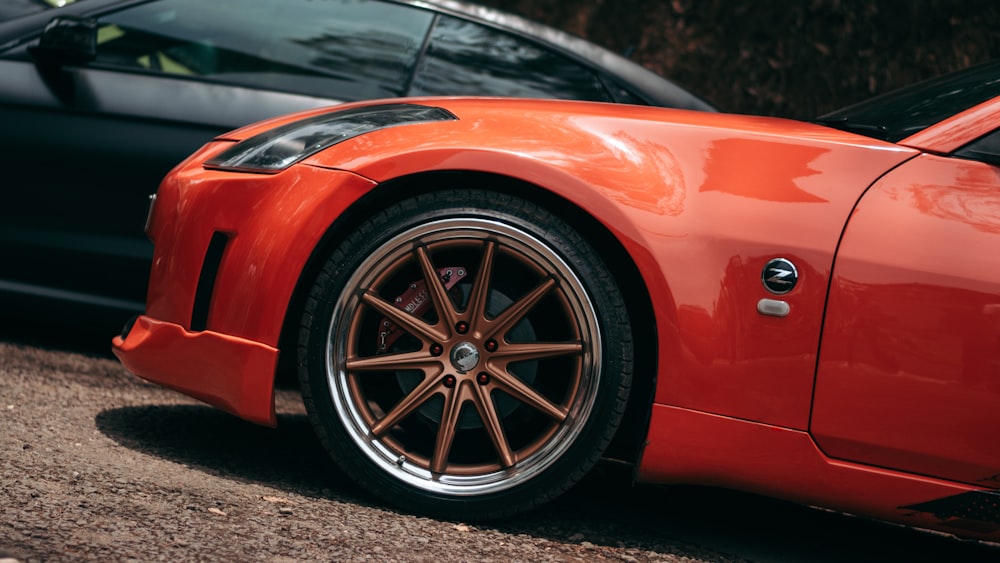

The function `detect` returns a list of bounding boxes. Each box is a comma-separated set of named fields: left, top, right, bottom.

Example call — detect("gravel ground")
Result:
left=2, top=334, right=999, bottom=562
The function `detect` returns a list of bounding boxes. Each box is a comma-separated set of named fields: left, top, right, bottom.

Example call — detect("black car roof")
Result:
left=0, top=0, right=715, bottom=111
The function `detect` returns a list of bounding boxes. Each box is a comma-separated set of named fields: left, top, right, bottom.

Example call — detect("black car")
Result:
left=0, top=0, right=714, bottom=332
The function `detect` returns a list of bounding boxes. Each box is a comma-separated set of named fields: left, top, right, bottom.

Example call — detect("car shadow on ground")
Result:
left=94, top=404, right=357, bottom=500
left=94, top=403, right=1000, bottom=563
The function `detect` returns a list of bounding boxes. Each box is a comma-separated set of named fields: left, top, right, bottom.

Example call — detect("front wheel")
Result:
left=298, top=190, right=633, bottom=520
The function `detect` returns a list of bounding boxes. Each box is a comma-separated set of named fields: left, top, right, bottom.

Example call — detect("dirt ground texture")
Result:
left=0, top=340, right=734, bottom=563
left=475, top=0, right=1000, bottom=118
left=3, top=335, right=1000, bottom=562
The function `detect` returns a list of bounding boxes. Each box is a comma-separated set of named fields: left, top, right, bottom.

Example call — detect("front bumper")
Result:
left=112, top=315, right=279, bottom=426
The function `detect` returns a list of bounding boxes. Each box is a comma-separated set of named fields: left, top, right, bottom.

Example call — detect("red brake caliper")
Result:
left=376, top=266, right=468, bottom=353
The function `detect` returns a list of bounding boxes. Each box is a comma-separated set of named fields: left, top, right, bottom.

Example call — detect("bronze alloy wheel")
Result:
left=299, top=190, right=632, bottom=519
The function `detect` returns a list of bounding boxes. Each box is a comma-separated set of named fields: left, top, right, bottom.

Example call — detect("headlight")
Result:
left=205, top=103, right=457, bottom=173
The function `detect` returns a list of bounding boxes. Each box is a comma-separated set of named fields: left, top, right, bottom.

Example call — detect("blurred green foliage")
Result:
left=474, top=0, right=1000, bottom=118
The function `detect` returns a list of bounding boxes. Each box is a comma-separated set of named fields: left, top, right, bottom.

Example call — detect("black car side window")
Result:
left=410, top=15, right=611, bottom=102
left=92, top=0, right=434, bottom=100
left=954, top=129, right=1000, bottom=168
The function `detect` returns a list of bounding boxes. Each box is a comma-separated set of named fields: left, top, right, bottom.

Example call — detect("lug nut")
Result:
left=430, top=344, right=444, bottom=356
left=484, top=339, right=498, bottom=352
left=455, top=321, right=469, bottom=334
left=443, top=375, right=457, bottom=388
left=476, top=372, right=490, bottom=385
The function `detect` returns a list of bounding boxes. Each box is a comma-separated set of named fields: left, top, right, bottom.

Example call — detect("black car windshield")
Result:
left=0, top=0, right=81, bottom=22
left=815, top=60, right=1000, bottom=142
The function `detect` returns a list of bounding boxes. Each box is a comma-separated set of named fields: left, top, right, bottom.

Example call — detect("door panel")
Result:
left=813, top=153, right=1000, bottom=486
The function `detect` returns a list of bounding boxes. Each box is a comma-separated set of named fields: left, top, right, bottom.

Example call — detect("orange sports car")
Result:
left=114, top=61, right=1000, bottom=541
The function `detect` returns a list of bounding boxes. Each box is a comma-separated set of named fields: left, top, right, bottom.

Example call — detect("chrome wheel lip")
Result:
left=325, top=217, right=602, bottom=497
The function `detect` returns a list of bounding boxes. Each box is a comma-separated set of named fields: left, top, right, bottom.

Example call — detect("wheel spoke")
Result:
left=471, top=383, right=515, bottom=468
left=361, top=290, right=446, bottom=343
left=415, top=245, right=459, bottom=330
left=370, top=372, right=443, bottom=436
left=431, top=382, right=471, bottom=473
left=485, top=277, right=556, bottom=339
left=346, top=349, right=441, bottom=372
left=466, top=240, right=496, bottom=327
left=491, top=341, right=583, bottom=365
left=491, top=370, right=568, bottom=422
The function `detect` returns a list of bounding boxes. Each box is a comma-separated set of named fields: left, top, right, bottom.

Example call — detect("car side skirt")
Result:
left=637, top=404, right=1000, bottom=542
left=112, top=315, right=279, bottom=426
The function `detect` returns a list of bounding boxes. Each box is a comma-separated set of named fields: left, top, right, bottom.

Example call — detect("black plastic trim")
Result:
left=191, top=231, right=229, bottom=332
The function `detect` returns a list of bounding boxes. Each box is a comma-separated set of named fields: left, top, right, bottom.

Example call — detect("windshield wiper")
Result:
left=813, top=117, right=889, bottom=140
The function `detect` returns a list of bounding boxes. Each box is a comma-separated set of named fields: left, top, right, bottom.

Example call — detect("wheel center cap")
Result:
left=450, top=342, right=480, bottom=373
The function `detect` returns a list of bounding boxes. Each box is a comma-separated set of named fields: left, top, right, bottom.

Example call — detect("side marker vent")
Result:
left=191, top=232, right=229, bottom=332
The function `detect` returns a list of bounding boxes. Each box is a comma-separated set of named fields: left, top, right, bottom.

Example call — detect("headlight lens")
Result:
left=205, top=103, right=457, bottom=173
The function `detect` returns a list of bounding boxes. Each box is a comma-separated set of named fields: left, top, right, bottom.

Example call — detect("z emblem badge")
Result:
left=762, top=258, right=798, bottom=295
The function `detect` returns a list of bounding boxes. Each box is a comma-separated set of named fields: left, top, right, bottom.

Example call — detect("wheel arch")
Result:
left=275, top=169, right=658, bottom=466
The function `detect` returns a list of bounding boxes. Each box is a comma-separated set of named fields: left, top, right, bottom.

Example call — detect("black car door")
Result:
left=0, top=0, right=436, bottom=328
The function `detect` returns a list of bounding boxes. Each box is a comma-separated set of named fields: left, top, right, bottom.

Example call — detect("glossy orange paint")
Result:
left=638, top=404, right=998, bottom=541
left=112, top=315, right=279, bottom=426
left=111, top=94, right=1000, bottom=541
left=301, top=98, right=917, bottom=429
left=900, top=96, right=1000, bottom=153
left=116, top=144, right=379, bottom=424
left=124, top=96, right=920, bottom=428
left=813, top=153, right=1000, bottom=487
left=128, top=98, right=918, bottom=432
left=144, top=148, right=377, bottom=343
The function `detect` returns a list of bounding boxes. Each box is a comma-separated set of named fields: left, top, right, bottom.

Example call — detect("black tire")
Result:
left=298, top=189, right=632, bottom=520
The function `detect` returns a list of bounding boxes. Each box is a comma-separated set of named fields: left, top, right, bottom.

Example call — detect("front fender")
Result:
left=300, top=105, right=919, bottom=428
